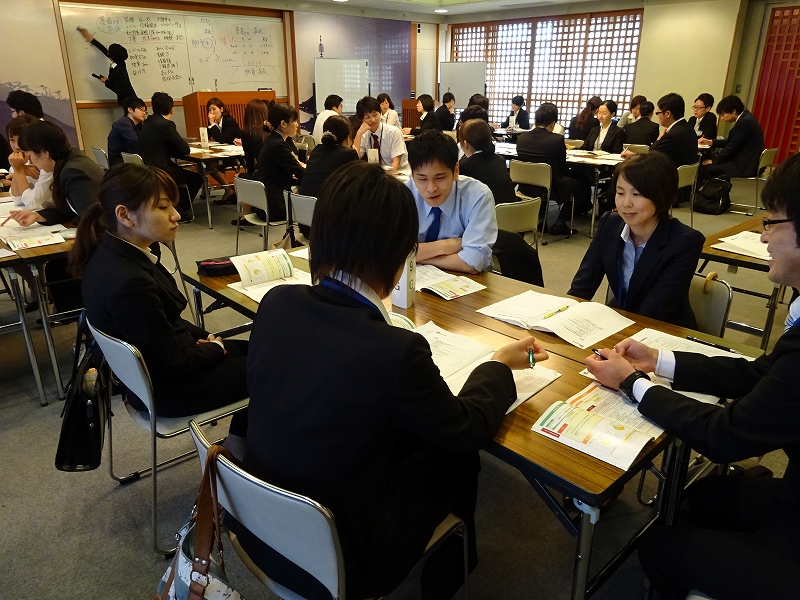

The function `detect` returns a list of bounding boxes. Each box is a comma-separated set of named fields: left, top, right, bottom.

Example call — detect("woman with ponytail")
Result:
left=7, top=120, right=104, bottom=227
left=569, top=95, right=602, bottom=141
left=457, top=119, right=517, bottom=205
left=70, top=164, right=248, bottom=452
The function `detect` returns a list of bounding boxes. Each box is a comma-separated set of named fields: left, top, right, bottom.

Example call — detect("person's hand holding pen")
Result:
left=492, top=335, right=548, bottom=370
left=4, top=210, right=45, bottom=227
left=585, top=347, right=635, bottom=389
left=77, top=26, right=94, bottom=43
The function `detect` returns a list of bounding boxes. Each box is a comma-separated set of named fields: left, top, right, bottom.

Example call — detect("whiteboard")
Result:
left=59, top=3, right=287, bottom=102
left=314, top=59, right=369, bottom=114
left=439, top=62, right=486, bottom=109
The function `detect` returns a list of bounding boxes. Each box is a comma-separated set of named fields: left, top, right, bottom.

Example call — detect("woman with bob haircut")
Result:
left=568, top=152, right=705, bottom=327
left=403, top=93, right=442, bottom=135
left=377, top=92, right=400, bottom=127
left=69, top=163, right=248, bottom=449
left=239, top=160, right=546, bottom=600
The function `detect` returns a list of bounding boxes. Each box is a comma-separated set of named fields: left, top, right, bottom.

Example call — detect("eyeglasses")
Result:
left=693, top=105, right=707, bottom=110
left=654, top=111, right=664, bottom=116
left=762, top=218, right=795, bottom=231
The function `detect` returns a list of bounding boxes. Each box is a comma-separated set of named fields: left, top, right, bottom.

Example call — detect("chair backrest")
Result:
left=286, top=192, right=317, bottom=228
left=92, top=147, right=109, bottom=169
left=552, top=123, right=565, bottom=135
left=564, top=139, right=584, bottom=148
left=677, top=162, right=700, bottom=190
left=509, top=160, right=551, bottom=195
left=688, top=272, right=733, bottom=337
left=189, top=421, right=345, bottom=599
left=295, top=142, right=308, bottom=152
left=442, top=130, right=457, bottom=141
left=234, top=175, right=269, bottom=215
left=302, top=135, right=317, bottom=150
left=495, top=196, right=541, bottom=234
left=758, top=147, right=779, bottom=172
left=86, top=321, right=155, bottom=414
left=623, top=144, right=650, bottom=154
left=121, top=152, right=144, bottom=166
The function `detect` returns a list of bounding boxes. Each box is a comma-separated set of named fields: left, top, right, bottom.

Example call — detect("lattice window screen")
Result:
left=485, top=22, right=533, bottom=125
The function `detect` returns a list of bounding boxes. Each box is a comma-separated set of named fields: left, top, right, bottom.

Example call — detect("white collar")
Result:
left=666, top=117, right=685, bottom=132
left=110, top=233, right=158, bottom=264
left=619, top=223, right=649, bottom=248
left=330, top=271, right=391, bottom=325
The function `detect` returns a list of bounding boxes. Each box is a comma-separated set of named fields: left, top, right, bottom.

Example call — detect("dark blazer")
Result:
left=568, top=211, right=705, bottom=328
left=568, top=115, right=599, bottom=141
left=38, top=149, right=104, bottom=226
left=688, top=112, right=718, bottom=139
left=580, top=123, right=625, bottom=154
left=623, top=118, right=660, bottom=146
left=710, top=110, right=765, bottom=178
left=82, top=232, right=247, bottom=416
left=501, top=108, right=530, bottom=130
left=298, top=143, right=358, bottom=198
left=240, top=130, right=267, bottom=174
left=434, top=104, right=455, bottom=131
left=649, top=119, right=699, bottom=168
left=207, top=114, right=242, bottom=144
left=459, top=151, right=518, bottom=205
left=257, top=131, right=304, bottom=221
left=410, top=112, right=442, bottom=135
left=137, top=113, right=189, bottom=173
left=107, top=115, right=141, bottom=166
left=244, top=283, right=515, bottom=598
left=91, top=39, right=137, bottom=106
left=515, top=127, right=567, bottom=201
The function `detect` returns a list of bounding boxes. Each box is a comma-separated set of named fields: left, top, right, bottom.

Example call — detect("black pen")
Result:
left=686, top=336, right=741, bottom=355
left=591, top=348, right=607, bottom=360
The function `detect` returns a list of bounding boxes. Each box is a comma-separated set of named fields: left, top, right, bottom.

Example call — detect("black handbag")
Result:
left=693, top=177, right=732, bottom=215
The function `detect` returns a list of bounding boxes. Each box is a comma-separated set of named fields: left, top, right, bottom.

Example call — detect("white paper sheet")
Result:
left=415, top=265, right=455, bottom=291
left=227, top=269, right=312, bottom=302
left=578, top=368, right=724, bottom=405
left=717, top=231, right=769, bottom=260
left=476, top=290, right=578, bottom=329
left=289, top=247, right=309, bottom=260
left=630, top=328, right=754, bottom=360
left=0, top=248, right=16, bottom=259
left=230, top=249, right=294, bottom=287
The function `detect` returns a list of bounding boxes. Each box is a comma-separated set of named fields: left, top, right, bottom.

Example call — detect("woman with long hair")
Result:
left=569, top=95, right=602, bottom=141
left=205, top=97, right=243, bottom=206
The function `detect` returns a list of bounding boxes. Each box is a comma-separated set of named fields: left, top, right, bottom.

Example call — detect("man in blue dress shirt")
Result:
left=405, top=130, right=497, bottom=274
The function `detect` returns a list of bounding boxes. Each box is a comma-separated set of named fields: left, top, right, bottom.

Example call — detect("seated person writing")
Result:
left=622, top=101, right=659, bottom=146
left=405, top=130, right=497, bottom=274
left=355, top=96, right=409, bottom=171
left=699, top=95, right=765, bottom=180
left=69, top=164, right=248, bottom=456
left=585, top=152, right=800, bottom=600
left=568, top=152, right=705, bottom=328
left=107, top=96, right=146, bottom=167
left=238, top=160, right=545, bottom=600
left=403, top=94, right=442, bottom=135
left=458, top=119, right=517, bottom=205
left=256, top=102, right=305, bottom=222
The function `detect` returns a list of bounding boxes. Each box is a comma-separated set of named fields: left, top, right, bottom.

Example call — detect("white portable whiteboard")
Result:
left=439, top=62, right=486, bottom=109
left=314, top=59, right=369, bottom=115
left=59, top=3, right=287, bottom=102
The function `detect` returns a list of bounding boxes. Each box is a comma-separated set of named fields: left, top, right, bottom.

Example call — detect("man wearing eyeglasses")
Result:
left=687, top=93, right=718, bottom=139
left=585, top=153, right=800, bottom=600
left=107, top=96, right=147, bottom=167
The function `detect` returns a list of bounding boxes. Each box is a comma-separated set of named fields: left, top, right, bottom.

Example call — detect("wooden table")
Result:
left=180, top=144, right=245, bottom=229
left=182, top=263, right=725, bottom=600
left=698, top=215, right=778, bottom=349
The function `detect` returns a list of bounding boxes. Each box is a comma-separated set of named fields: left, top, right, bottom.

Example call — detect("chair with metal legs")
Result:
left=675, top=162, right=699, bottom=227
left=729, top=148, right=779, bottom=216
left=92, top=147, right=110, bottom=169
left=509, top=160, right=574, bottom=245
left=234, top=176, right=287, bottom=254
left=495, top=196, right=542, bottom=250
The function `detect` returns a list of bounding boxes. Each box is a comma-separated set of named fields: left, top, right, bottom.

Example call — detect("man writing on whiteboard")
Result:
left=354, top=96, right=409, bottom=172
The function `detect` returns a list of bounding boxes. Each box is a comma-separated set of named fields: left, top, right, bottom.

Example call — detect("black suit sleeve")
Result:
left=208, top=115, right=243, bottom=144
left=164, top=119, right=190, bottom=158
left=607, top=127, right=625, bottom=153
left=390, top=334, right=515, bottom=452
left=700, top=114, right=717, bottom=139
left=37, top=162, right=101, bottom=225
left=713, top=118, right=754, bottom=164
left=568, top=212, right=612, bottom=299
left=91, top=38, right=110, bottom=58
left=517, top=109, right=530, bottom=130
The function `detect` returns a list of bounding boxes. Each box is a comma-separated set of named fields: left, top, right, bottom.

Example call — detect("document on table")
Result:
left=0, top=223, right=65, bottom=239
left=415, top=265, right=486, bottom=300
left=0, top=223, right=67, bottom=249
left=212, top=144, right=245, bottom=155
left=227, top=269, right=311, bottom=302
left=477, top=290, right=634, bottom=348
left=0, top=248, right=16, bottom=259
left=630, top=328, right=755, bottom=361
left=230, top=249, right=294, bottom=287
left=711, top=231, right=769, bottom=261
left=0, top=202, right=15, bottom=217
left=414, top=321, right=561, bottom=413
left=289, top=246, right=309, bottom=260
left=578, top=367, right=723, bottom=405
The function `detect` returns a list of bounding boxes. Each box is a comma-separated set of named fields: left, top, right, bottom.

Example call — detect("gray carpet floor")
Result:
left=0, top=179, right=788, bottom=599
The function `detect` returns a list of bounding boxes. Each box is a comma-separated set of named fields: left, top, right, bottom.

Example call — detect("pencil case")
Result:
left=196, top=257, right=237, bottom=276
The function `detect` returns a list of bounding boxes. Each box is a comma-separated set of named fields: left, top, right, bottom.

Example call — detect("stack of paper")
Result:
left=226, top=248, right=312, bottom=302
left=477, top=290, right=634, bottom=348
left=414, top=321, right=561, bottom=413
left=415, top=265, right=486, bottom=300
left=0, top=223, right=67, bottom=250
left=711, top=231, right=769, bottom=260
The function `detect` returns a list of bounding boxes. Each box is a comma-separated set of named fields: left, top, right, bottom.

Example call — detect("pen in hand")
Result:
left=1, top=215, right=13, bottom=227
left=528, top=348, right=536, bottom=369
left=591, top=348, right=608, bottom=360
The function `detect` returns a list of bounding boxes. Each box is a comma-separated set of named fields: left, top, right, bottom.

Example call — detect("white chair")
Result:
left=234, top=175, right=287, bottom=254
left=87, top=321, right=248, bottom=555
left=92, top=147, right=109, bottom=169
left=189, top=421, right=469, bottom=600
left=509, top=160, right=572, bottom=244
left=676, top=162, right=700, bottom=227
left=120, top=152, right=144, bottom=166
left=285, top=191, right=317, bottom=231
left=689, top=272, right=733, bottom=337
left=495, top=196, right=541, bottom=250
left=730, top=147, right=779, bottom=216
left=160, top=239, right=194, bottom=315
left=301, top=135, right=317, bottom=151
left=622, top=143, right=650, bottom=154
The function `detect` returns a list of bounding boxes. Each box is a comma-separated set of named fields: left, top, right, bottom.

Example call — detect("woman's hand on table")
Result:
left=492, top=336, right=548, bottom=370
left=6, top=210, right=45, bottom=227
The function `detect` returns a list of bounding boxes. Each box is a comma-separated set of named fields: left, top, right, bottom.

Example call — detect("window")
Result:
left=451, top=10, right=643, bottom=131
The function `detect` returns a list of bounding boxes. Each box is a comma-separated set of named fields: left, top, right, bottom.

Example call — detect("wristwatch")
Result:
left=618, top=370, right=650, bottom=402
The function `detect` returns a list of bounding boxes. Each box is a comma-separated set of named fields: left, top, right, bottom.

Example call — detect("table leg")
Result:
left=192, top=286, right=205, bottom=330
left=200, top=161, right=212, bottom=229
left=761, top=284, right=780, bottom=350
left=571, top=507, right=597, bottom=600
left=31, top=264, right=65, bottom=400
left=8, top=270, right=47, bottom=406
left=589, top=167, right=600, bottom=238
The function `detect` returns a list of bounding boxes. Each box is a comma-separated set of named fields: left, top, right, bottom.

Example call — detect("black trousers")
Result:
left=638, top=474, right=800, bottom=600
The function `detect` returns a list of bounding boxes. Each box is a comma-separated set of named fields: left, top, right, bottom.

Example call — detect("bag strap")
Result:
left=154, top=554, right=178, bottom=600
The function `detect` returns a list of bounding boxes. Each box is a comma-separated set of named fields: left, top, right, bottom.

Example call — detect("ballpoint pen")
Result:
left=1, top=215, right=13, bottom=226
left=686, top=336, right=741, bottom=354
left=591, top=348, right=607, bottom=360
left=528, top=348, right=535, bottom=369
left=543, top=305, right=570, bottom=319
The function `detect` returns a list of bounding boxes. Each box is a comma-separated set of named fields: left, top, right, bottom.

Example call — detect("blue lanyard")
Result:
left=320, top=277, right=382, bottom=314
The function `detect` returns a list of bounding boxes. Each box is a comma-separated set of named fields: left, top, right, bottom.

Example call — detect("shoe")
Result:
left=24, top=301, right=39, bottom=313
left=549, top=221, right=577, bottom=236
left=231, top=218, right=255, bottom=226
left=178, top=213, right=193, bottom=224
left=212, top=193, right=237, bottom=206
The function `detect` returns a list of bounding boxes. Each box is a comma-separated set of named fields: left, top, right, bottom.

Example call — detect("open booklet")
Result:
left=533, top=382, right=662, bottom=470
left=227, top=249, right=311, bottom=302
left=414, top=321, right=561, bottom=414
left=711, top=231, right=769, bottom=261
left=415, top=264, right=486, bottom=300
left=477, top=290, right=634, bottom=349
left=0, top=223, right=67, bottom=250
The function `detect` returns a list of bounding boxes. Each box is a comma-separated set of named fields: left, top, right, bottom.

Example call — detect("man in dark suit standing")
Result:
left=136, top=92, right=202, bottom=220
left=622, top=101, right=660, bottom=146
left=585, top=152, right=800, bottom=600
left=700, top=95, right=765, bottom=180
left=434, top=92, right=456, bottom=131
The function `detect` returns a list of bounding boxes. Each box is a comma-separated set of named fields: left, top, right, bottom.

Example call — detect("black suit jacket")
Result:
left=459, top=151, right=518, bottom=205
left=515, top=127, right=568, bottom=201
left=91, top=39, right=137, bottom=105
left=568, top=115, right=599, bottom=141
left=580, top=123, right=625, bottom=153
left=623, top=118, right=660, bottom=146
left=711, top=110, right=765, bottom=178
left=410, top=112, right=442, bottom=135
left=136, top=113, right=191, bottom=188
left=38, top=149, right=104, bottom=226
left=649, top=119, right=699, bottom=168
left=501, top=108, right=530, bottom=129
left=244, top=283, right=515, bottom=597
left=434, top=105, right=455, bottom=131
left=298, top=143, right=358, bottom=198
left=688, top=112, right=717, bottom=139
left=257, top=131, right=304, bottom=220
left=639, top=324, right=800, bottom=504
left=208, top=114, right=242, bottom=144
left=568, top=212, right=705, bottom=328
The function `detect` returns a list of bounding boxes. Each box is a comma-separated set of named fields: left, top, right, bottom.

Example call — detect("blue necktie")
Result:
left=424, top=206, right=442, bottom=243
